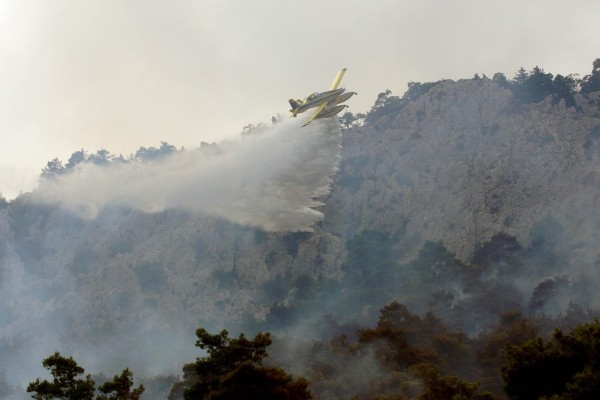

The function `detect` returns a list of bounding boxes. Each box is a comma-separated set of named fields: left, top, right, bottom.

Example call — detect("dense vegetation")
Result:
left=26, top=312, right=600, bottom=399
left=27, top=353, right=144, bottom=400
left=39, top=141, right=181, bottom=180
left=168, top=329, right=311, bottom=400
left=234, top=223, right=598, bottom=399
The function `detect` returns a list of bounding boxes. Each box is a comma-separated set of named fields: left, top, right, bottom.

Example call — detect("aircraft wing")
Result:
left=301, top=68, right=347, bottom=126
left=302, top=102, right=328, bottom=127
left=330, top=68, right=347, bottom=90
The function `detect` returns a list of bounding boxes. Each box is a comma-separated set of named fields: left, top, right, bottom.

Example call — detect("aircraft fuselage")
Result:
left=289, top=68, right=355, bottom=126
left=292, top=88, right=346, bottom=115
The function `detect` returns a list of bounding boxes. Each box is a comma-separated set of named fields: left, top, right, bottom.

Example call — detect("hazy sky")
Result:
left=1, top=0, right=599, bottom=198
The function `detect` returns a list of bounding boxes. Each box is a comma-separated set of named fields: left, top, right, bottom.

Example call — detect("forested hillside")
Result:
left=2, top=59, right=600, bottom=399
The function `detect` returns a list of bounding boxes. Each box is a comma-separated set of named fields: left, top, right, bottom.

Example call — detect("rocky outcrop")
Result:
left=326, top=78, right=600, bottom=261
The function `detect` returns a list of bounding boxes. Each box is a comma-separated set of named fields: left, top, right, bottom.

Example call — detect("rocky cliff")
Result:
left=326, top=78, right=600, bottom=261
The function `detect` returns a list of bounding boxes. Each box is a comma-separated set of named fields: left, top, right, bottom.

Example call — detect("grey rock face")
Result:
left=326, top=79, right=600, bottom=261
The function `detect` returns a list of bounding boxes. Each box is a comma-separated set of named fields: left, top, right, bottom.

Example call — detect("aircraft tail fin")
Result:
left=288, top=99, right=300, bottom=111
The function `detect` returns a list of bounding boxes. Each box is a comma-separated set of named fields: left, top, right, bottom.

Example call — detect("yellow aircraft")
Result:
left=289, top=68, right=356, bottom=127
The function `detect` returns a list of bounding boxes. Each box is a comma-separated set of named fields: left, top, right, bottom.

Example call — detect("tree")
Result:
left=471, top=233, right=524, bottom=275
left=517, top=66, right=554, bottom=103
left=502, top=320, right=600, bottom=399
left=512, top=68, right=528, bottom=87
left=403, top=81, right=441, bottom=103
left=475, top=312, right=538, bottom=396
left=96, top=369, right=144, bottom=400
left=492, top=73, right=510, bottom=89
left=28, top=353, right=143, bottom=400
left=366, top=89, right=403, bottom=123
left=508, top=66, right=579, bottom=106
left=210, top=363, right=311, bottom=400
left=552, top=74, right=579, bottom=107
left=65, top=149, right=86, bottom=169
left=27, top=352, right=95, bottom=400
left=134, top=141, right=177, bottom=162
left=340, top=111, right=365, bottom=129
left=580, top=58, right=600, bottom=94
left=414, top=364, right=495, bottom=400
left=41, top=158, right=65, bottom=179
left=88, top=149, right=112, bottom=166
left=180, top=328, right=311, bottom=400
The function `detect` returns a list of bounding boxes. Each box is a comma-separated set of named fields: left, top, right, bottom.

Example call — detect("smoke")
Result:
left=0, top=115, right=341, bottom=396
left=33, top=118, right=341, bottom=231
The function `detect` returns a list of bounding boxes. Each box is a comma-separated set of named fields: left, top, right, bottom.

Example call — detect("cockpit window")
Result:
left=306, top=92, right=318, bottom=101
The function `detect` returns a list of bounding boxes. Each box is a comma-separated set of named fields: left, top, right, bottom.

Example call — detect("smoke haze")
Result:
left=33, top=118, right=341, bottom=231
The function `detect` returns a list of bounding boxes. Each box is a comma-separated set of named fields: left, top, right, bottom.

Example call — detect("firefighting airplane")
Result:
left=289, top=68, right=356, bottom=127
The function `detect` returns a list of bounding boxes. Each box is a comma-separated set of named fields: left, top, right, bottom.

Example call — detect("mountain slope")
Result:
left=327, top=78, right=600, bottom=261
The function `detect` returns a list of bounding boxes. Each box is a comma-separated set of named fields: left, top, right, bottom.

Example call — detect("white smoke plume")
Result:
left=33, top=118, right=341, bottom=231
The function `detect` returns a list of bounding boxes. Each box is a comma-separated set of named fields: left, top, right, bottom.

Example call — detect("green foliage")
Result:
left=340, top=111, right=365, bottom=129
left=40, top=141, right=179, bottom=179
left=403, top=81, right=441, bottom=104
left=475, top=312, right=539, bottom=395
left=96, top=369, right=144, bottom=400
left=502, top=320, right=600, bottom=399
left=552, top=74, right=579, bottom=107
left=87, top=149, right=112, bottom=166
left=359, top=301, right=471, bottom=375
left=471, top=233, right=523, bottom=272
left=365, top=82, right=441, bottom=124
left=529, top=275, right=571, bottom=313
left=366, top=89, right=403, bottom=123
left=41, top=158, right=66, bottom=179
left=66, top=149, right=86, bottom=169
left=492, top=73, right=510, bottom=89
left=414, top=365, right=495, bottom=400
left=500, top=65, right=581, bottom=107
left=515, top=66, right=555, bottom=103
left=359, top=302, right=440, bottom=369
left=27, top=352, right=96, bottom=400
left=182, top=328, right=311, bottom=400
left=27, top=353, right=143, bottom=400
left=580, top=58, right=600, bottom=94
left=210, top=363, right=311, bottom=400
left=135, top=141, right=178, bottom=162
